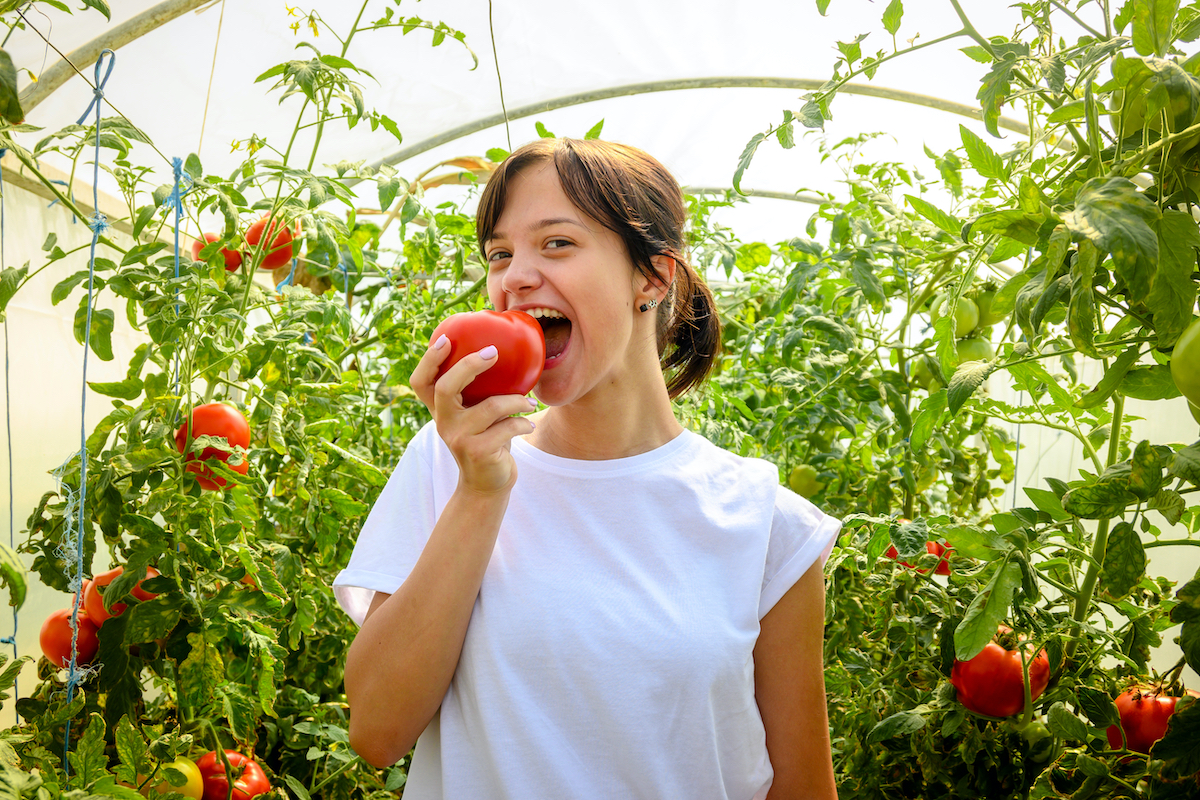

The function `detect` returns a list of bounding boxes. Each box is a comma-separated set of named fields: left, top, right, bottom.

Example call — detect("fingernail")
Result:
left=529, top=420, right=536, bottom=430
left=433, top=334, right=449, bottom=350
left=527, top=397, right=537, bottom=408
left=479, top=345, right=498, bottom=360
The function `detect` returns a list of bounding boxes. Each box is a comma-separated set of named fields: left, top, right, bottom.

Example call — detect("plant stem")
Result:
left=308, top=754, right=361, bottom=794
left=1066, top=392, right=1124, bottom=659
left=1048, top=0, right=1106, bottom=40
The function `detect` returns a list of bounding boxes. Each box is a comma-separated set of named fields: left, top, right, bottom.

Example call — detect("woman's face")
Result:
left=483, top=162, right=659, bottom=407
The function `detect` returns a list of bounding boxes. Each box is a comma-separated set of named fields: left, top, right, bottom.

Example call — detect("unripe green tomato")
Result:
left=957, top=338, right=995, bottom=364
left=931, top=294, right=980, bottom=337
left=1171, top=317, right=1200, bottom=406
left=910, top=356, right=942, bottom=391
left=975, top=290, right=1006, bottom=326
left=1190, top=400, right=1200, bottom=427
left=788, top=465, right=824, bottom=498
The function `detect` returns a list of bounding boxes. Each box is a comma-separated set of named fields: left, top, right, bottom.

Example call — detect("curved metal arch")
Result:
left=18, top=0, right=214, bottom=114
left=684, top=187, right=826, bottom=205
left=359, top=76, right=1033, bottom=180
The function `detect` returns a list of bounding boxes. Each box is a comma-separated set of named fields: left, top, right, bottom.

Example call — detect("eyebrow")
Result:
left=489, top=217, right=587, bottom=242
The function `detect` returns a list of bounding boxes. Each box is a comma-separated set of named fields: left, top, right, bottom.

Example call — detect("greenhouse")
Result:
left=0, top=0, right=1198, bottom=797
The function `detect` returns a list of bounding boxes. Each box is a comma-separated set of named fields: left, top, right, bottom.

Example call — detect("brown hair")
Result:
left=476, top=138, right=721, bottom=398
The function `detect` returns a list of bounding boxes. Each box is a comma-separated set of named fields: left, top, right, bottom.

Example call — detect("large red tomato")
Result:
left=83, top=565, right=161, bottom=626
left=175, top=403, right=251, bottom=490
left=39, top=608, right=99, bottom=668
left=1105, top=686, right=1200, bottom=754
left=245, top=215, right=298, bottom=270
left=951, top=626, right=1050, bottom=718
left=191, top=233, right=243, bottom=272
left=196, top=751, right=270, bottom=800
left=430, top=310, right=546, bottom=407
left=885, top=541, right=952, bottom=575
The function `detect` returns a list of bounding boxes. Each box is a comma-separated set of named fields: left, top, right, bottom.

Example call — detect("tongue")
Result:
left=542, top=319, right=571, bottom=359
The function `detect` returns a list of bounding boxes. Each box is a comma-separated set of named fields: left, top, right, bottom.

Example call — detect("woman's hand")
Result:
left=410, top=334, right=536, bottom=496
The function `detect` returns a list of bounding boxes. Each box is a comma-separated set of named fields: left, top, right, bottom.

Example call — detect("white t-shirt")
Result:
left=334, top=421, right=841, bottom=800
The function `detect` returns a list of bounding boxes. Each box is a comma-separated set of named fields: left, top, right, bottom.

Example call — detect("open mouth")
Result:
left=526, top=308, right=572, bottom=363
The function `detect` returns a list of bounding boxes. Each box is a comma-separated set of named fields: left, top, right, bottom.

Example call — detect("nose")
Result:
left=500, top=250, right=542, bottom=296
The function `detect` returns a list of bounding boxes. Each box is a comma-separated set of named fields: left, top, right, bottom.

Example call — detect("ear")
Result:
left=642, top=254, right=676, bottom=297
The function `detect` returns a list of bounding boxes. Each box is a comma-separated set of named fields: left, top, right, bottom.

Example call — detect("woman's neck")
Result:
left=524, top=383, right=682, bottom=460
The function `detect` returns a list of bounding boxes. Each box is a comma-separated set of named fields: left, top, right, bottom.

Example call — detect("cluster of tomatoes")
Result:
left=129, top=749, right=269, bottom=799
left=191, top=215, right=299, bottom=273
left=911, top=286, right=1003, bottom=391
left=38, top=565, right=159, bottom=668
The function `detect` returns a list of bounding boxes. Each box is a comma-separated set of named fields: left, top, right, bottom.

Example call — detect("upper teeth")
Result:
left=524, top=308, right=565, bottom=319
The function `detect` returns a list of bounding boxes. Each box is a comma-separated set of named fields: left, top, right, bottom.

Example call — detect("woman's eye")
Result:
left=487, top=250, right=511, bottom=262
left=546, top=238, right=571, bottom=249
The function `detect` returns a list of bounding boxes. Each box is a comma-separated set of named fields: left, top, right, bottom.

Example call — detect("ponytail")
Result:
left=658, top=259, right=721, bottom=399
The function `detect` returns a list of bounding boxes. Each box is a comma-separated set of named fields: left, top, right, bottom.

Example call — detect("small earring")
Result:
left=639, top=298, right=659, bottom=313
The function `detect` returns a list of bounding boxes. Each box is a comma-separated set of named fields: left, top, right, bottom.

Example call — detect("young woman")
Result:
left=335, top=138, right=841, bottom=800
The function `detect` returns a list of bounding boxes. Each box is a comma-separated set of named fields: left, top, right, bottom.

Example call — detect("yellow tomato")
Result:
left=142, top=757, right=204, bottom=799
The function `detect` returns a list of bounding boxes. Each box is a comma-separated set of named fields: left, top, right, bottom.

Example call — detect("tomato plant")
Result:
left=196, top=751, right=270, bottom=800
left=191, top=233, right=243, bottom=272
left=930, top=293, right=979, bottom=337
left=39, top=608, right=99, bottom=668
left=244, top=215, right=298, bottom=270
left=431, top=310, right=546, bottom=406
left=950, top=627, right=1049, bottom=718
left=174, top=403, right=251, bottom=490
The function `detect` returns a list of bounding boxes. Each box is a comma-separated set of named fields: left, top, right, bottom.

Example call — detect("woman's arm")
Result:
left=344, top=336, right=535, bottom=768
left=754, top=560, right=838, bottom=800
left=344, top=485, right=510, bottom=767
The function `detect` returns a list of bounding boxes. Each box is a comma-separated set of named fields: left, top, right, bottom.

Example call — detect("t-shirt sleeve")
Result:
left=759, top=485, right=842, bottom=619
left=332, top=422, right=440, bottom=626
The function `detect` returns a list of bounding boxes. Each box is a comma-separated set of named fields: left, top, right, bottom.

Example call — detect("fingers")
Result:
left=410, top=334, right=453, bottom=408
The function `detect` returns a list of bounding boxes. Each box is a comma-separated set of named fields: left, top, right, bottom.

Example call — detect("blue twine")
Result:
left=275, top=257, right=298, bottom=291
left=162, top=158, right=189, bottom=398
left=0, top=148, right=15, bottom=711
left=63, top=47, right=115, bottom=776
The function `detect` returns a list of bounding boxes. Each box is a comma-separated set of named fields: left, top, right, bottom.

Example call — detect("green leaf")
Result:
left=1069, top=239, right=1099, bottom=357
left=378, top=114, right=402, bottom=144
left=1100, top=522, right=1146, bottom=600
left=955, top=561, right=1023, bottom=660
left=960, top=124, right=1006, bottom=180
left=486, top=147, right=509, bottom=162
left=114, top=715, right=148, bottom=782
left=120, top=242, right=168, bottom=267
left=79, top=0, right=110, bottom=19
left=1024, top=487, right=1070, bottom=521
left=584, top=119, right=605, bottom=140
left=1131, top=0, right=1179, bottom=56
left=733, top=133, right=766, bottom=195
left=1150, top=488, right=1186, bottom=525
left=535, top=121, right=556, bottom=139
left=816, top=0, right=831, bottom=14
left=0, top=542, right=25, bottom=610
left=284, top=775, right=313, bottom=800
left=1154, top=697, right=1200, bottom=776
left=1149, top=210, right=1200, bottom=348
left=1076, top=346, right=1141, bottom=408
left=940, top=523, right=1009, bottom=559
left=867, top=710, right=925, bottom=743
left=967, top=209, right=1046, bottom=246
left=73, top=304, right=115, bottom=361
left=183, top=153, right=203, bottom=181
left=0, top=48, right=25, bottom=124
left=0, top=264, right=25, bottom=317
left=67, top=713, right=107, bottom=785
left=268, top=392, right=288, bottom=455
left=1181, top=617, right=1200, bottom=674
left=1047, top=98, right=1087, bottom=123
left=1129, top=440, right=1165, bottom=500
left=1062, top=464, right=1138, bottom=518
left=904, top=195, right=961, bottom=235
left=88, top=377, right=143, bottom=400
left=976, top=45, right=1026, bottom=137
left=991, top=268, right=1032, bottom=319
left=881, top=0, right=903, bottom=35
left=178, top=632, right=223, bottom=710
left=1120, top=365, right=1181, bottom=400
left=948, top=359, right=993, bottom=415
left=776, top=110, right=795, bottom=149
left=1077, top=685, right=1120, bottom=726
left=1064, top=177, right=1161, bottom=305
left=1048, top=701, right=1091, bottom=741
left=1170, top=442, right=1200, bottom=485
left=125, top=596, right=182, bottom=644
left=850, top=254, right=885, bottom=309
